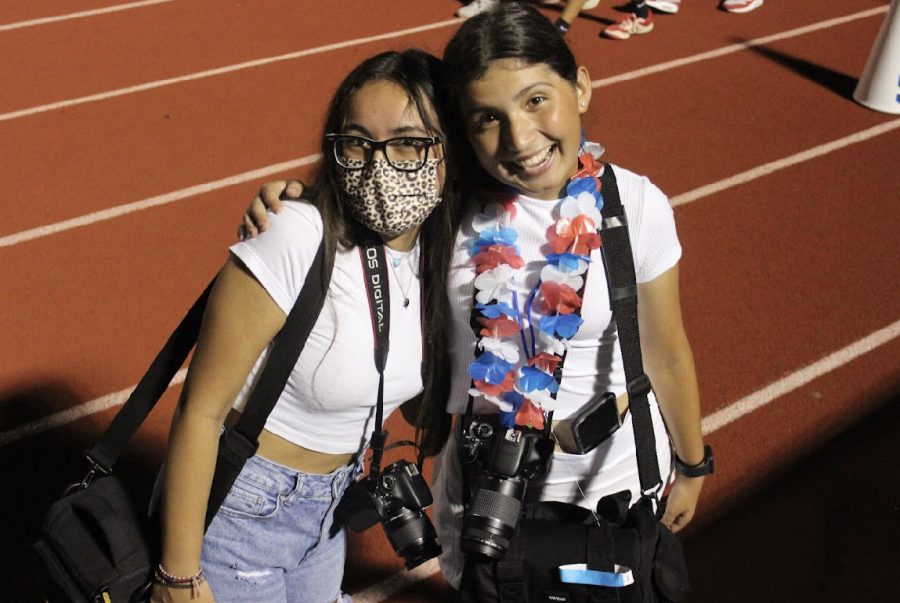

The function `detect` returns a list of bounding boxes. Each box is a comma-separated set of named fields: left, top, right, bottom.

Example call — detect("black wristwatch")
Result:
left=674, top=445, right=715, bottom=477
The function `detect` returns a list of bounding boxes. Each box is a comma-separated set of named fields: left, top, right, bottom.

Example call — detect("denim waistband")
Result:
left=242, top=453, right=362, bottom=503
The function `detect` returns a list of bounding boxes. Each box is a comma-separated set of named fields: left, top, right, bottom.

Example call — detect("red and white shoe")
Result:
left=602, top=12, right=654, bottom=40
left=722, top=0, right=764, bottom=14
left=646, top=0, right=681, bottom=14
left=456, top=0, right=498, bottom=19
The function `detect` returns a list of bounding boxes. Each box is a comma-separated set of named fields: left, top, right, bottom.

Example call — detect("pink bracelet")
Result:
left=154, top=563, right=204, bottom=599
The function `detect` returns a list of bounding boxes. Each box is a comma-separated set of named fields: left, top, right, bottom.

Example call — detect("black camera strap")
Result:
left=81, top=237, right=334, bottom=531
left=360, top=239, right=391, bottom=478
left=206, top=239, right=333, bottom=526
left=358, top=238, right=426, bottom=477
left=596, top=165, right=663, bottom=496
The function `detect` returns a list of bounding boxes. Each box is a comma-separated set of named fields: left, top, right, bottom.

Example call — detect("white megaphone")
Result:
left=854, top=0, right=900, bottom=114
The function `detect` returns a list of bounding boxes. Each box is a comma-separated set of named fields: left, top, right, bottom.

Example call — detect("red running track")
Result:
left=1, top=1, right=898, bottom=601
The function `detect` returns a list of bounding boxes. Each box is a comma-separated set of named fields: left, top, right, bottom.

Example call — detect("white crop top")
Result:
left=229, top=201, right=424, bottom=454
left=446, top=164, right=682, bottom=419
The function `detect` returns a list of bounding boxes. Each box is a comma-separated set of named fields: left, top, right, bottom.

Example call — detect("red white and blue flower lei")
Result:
left=467, top=148, right=605, bottom=430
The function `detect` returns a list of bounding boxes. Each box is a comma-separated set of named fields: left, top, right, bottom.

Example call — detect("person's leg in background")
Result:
left=552, top=0, right=590, bottom=36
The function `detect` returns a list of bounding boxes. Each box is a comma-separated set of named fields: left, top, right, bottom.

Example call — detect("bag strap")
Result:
left=83, top=237, right=332, bottom=524
left=495, top=528, right=528, bottom=602
left=597, top=164, right=663, bottom=495
left=86, top=280, right=216, bottom=473
left=205, top=239, right=333, bottom=525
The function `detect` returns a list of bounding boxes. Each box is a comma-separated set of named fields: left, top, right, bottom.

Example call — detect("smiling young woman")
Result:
left=459, top=59, right=591, bottom=201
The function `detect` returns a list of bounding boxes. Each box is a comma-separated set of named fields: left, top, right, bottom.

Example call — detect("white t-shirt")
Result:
left=433, top=163, right=681, bottom=588
left=446, top=163, right=682, bottom=419
left=228, top=201, right=424, bottom=454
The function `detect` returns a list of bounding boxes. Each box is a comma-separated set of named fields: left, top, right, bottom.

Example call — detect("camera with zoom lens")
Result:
left=460, top=419, right=554, bottom=560
left=334, top=459, right=441, bottom=569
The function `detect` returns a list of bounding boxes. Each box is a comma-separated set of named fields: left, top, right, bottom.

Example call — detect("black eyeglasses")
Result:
left=325, top=134, right=443, bottom=172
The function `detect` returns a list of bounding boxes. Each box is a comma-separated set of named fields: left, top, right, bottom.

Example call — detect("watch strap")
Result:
left=674, top=444, right=714, bottom=477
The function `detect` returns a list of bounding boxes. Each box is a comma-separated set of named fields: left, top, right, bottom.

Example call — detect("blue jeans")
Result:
left=201, top=454, right=361, bottom=602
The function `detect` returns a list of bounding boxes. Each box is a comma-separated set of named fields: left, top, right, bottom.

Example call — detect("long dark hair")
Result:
left=304, top=50, right=455, bottom=456
left=443, top=1, right=577, bottom=90
left=441, top=2, right=579, bottom=195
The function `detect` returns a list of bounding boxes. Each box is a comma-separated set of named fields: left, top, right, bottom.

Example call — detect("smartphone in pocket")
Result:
left=567, top=392, right=623, bottom=455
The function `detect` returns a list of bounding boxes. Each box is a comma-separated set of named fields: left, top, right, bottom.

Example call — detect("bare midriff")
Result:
left=226, top=410, right=355, bottom=475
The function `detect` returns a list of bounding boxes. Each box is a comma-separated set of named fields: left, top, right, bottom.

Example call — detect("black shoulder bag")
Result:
left=460, top=165, right=690, bottom=603
left=32, top=239, right=333, bottom=603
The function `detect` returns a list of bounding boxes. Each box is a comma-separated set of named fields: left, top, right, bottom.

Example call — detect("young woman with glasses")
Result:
left=150, top=49, right=457, bottom=603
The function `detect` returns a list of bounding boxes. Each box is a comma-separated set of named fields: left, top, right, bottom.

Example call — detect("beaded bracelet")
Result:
left=154, top=564, right=205, bottom=599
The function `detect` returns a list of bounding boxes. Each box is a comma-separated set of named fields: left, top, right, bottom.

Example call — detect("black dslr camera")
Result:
left=460, top=420, right=554, bottom=560
left=335, top=459, right=441, bottom=569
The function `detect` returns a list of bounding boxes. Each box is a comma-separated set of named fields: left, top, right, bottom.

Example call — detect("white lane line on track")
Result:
left=0, top=7, right=886, bottom=124
left=590, top=5, right=888, bottom=89
left=0, top=7, right=890, bottom=248
left=701, top=320, right=900, bottom=435
left=0, top=369, right=187, bottom=448
left=670, top=118, right=900, bottom=207
left=351, top=318, right=900, bottom=601
left=4, top=116, right=899, bottom=249
left=0, top=0, right=178, bottom=32
left=0, top=155, right=321, bottom=247
left=0, top=18, right=460, bottom=124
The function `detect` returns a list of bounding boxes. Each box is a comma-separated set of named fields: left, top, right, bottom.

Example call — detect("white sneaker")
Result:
left=602, top=12, right=654, bottom=40
left=722, top=0, right=764, bottom=13
left=646, top=0, right=680, bottom=14
left=456, top=0, right=499, bottom=19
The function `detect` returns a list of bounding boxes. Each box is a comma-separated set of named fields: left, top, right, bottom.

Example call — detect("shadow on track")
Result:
left=685, top=392, right=900, bottom=602
left=1, top=384, right=164, bottom=603
left=737, top=39, right=859, bottom=101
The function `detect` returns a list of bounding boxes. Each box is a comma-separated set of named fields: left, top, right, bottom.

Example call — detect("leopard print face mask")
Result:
left=338, top=158, right=443, bottom=238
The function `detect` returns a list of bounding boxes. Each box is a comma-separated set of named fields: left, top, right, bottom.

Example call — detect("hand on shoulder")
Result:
left=238, top=180, right=306, bottom=240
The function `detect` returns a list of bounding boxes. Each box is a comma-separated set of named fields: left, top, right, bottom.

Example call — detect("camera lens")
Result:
left=382, top=508, right=443, bottom=569
left=473, top=421, right=494, bottom=439
left=460, top=474, right=526, bottom=560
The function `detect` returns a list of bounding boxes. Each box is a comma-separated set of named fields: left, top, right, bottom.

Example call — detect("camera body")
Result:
left=336, top=460, right=441, bottom=569
left=461, top=420, right=554, bottom=560
left=369, top=459, right=433, bottom=518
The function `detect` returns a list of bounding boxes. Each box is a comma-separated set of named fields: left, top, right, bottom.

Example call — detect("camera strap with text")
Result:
left=358, top=238, right=427, bottom=477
